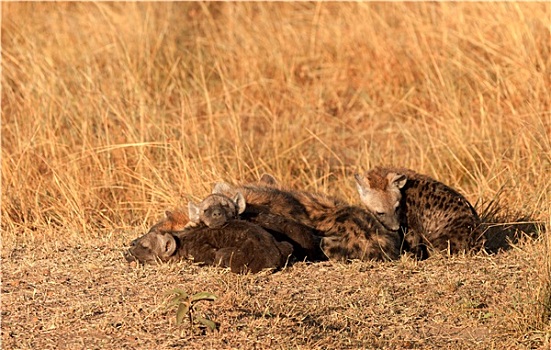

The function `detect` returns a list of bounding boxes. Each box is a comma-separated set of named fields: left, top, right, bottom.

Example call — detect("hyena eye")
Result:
left=376, top=212, right=385, bottom=217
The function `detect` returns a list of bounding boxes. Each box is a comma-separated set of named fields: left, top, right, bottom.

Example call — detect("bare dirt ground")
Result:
left=2, top=230, right=549, bottom=350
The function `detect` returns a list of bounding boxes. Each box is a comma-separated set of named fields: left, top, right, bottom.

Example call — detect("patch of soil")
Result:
left=1, top=232, right=549, bottom=349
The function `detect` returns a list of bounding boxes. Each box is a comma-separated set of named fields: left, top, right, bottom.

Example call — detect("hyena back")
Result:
left=355, top=166, right=481, bottom=259
left=213, top=180, right=347, bottom=228
left=214, top=178, right=401, bottom=261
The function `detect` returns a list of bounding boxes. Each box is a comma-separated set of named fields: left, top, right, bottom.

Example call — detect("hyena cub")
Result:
left=212, top=182, right=325, bottom=261
left=187, top=192, right=246, bottom=228
left=354, top=166, right=481, bottom=259
left=125, top=207, right=294, bottom=274
left=214, top=178, right=401, bottom=262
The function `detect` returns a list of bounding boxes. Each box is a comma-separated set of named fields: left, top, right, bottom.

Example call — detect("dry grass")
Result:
left=2, top=2, right=550, bottom=349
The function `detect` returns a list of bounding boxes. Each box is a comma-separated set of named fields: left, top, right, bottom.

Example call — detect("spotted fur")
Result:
left=355, top=166, right=482, bottom=259
left=213, top=177, right=401, bottom=262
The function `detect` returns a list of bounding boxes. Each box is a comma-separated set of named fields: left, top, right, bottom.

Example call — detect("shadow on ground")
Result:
left=477, top=195, right=546, bottom=254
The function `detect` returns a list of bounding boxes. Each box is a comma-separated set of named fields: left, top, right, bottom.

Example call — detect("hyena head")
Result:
left=125, top=229, right=177, bottom=263
left=188, top=192, right=246, bottom=228
left=354, top=171, right=407, bottom=231
left=125, top=210, right=187, bottom=263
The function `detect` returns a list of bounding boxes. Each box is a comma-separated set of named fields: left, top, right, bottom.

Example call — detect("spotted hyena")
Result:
left=210, top=183, right=324, bottom=261
left=354, top=166, right=482, bottom=259
left=213, top=177, right=401, bottom=262
left=187, top=192, right=246, bottom=228
left=125, top=209, right=293, bottom=274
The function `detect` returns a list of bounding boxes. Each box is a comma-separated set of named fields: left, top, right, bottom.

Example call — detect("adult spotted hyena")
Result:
left=125, top=208, right=293, bottom=274
left=354, top=166, right=482, bottom=259
left=213, top=177, right=401, bottom=262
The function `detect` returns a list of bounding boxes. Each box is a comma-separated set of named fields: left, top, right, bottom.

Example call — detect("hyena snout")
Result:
left=203, top=207, right=230, bottom=228
left=376, top=210, right=401, bottom=231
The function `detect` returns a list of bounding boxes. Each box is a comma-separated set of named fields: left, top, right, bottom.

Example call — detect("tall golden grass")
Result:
left=3, top=2, right=548, bottom=234
left=1, top=1, right=550, bottom=337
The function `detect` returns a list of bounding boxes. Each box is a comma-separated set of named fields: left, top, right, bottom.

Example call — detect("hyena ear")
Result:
left=165, top=210, right=189, bottom=230
left=233, top=192, right=247, bottom=215
left=389, top=173, right=407, bottom=189
left=187, top=201, right=201, bottom=223
left=159, top=233, right=177, bottom=258
left=212, top=182, right=233, bottom=194
left=259, top=173, right=278, bottom=186
left=354, top=173, right=371, bottom=196
left=164, top=210, right=177, bottom=230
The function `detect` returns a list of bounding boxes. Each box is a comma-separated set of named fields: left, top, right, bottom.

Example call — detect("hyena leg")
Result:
left=250, top=212, right=323, bottom=261
left=320, top=229, right=401, bottom=262
left=320, top=235, right=351, bottom=262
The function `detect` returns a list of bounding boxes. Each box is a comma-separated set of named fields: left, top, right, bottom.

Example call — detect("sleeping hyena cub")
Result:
left=187, top=192, right=246, bottom=228
left=354, top=166, right=482, bottom=259
left=211, top=182, right=324, bottom=261
left=125, top=207, right=293, bottom=273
